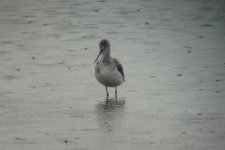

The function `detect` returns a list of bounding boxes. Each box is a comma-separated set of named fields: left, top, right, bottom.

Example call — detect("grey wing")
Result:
left=113, top=59, right=125, bottom=81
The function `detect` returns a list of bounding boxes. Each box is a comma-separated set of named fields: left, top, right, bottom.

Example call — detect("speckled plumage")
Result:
left=94, top=39, right=125, bottom=100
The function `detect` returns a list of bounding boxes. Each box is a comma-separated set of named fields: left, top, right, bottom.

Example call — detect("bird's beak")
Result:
left=94, top=50, right=102, bottom=64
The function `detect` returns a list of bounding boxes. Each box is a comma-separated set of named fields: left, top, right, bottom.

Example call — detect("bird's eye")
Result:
left=103, top=40, right=107, bottom=45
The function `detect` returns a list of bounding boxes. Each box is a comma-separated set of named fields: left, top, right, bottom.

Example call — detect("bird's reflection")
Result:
left=95, top=98, right=126, bottom=130
left=97, top=98, right=126, bottom=111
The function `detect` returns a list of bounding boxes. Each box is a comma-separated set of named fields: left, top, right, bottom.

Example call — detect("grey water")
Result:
left=0, top=0, right=225, bottom=149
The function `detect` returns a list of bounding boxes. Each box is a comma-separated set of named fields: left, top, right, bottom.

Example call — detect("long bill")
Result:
left=94, top=51, right=102, bottom=64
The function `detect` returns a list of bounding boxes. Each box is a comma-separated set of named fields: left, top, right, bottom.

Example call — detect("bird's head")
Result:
left=94, top=39, right=110, bottom=63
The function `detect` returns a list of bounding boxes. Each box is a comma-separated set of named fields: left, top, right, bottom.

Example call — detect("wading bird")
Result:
left=94, top=39, right=125, bottom=100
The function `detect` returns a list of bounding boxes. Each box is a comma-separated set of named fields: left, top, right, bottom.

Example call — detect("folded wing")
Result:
left=112, top=58, right=125, bottom=81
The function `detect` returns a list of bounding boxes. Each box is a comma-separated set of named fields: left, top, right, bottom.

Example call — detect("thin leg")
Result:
left=105, top=86, right=109, bottom=100
left=115, top=87, right=117, bottom=101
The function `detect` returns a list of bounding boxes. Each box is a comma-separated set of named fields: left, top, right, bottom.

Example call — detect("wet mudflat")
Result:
left=0, top=0, right=225, bottom=149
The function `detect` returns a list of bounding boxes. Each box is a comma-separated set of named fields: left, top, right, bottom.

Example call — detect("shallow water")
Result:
left=0, top=0, right=225, bottom=149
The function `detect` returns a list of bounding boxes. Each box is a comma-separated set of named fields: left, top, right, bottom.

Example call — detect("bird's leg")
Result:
left=115, top=87, right=117, bottom=101
left=105, top=86, right=109, bottom=100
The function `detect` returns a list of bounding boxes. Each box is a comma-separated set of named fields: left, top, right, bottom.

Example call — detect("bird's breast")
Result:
left=95, top=62, right=123, bottom=87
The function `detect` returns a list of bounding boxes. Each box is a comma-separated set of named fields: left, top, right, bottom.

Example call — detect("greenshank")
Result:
left=94, top=39, right=125, bottom=100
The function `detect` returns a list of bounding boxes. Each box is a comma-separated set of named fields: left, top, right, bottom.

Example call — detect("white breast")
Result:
left=95, top=61, right=123, bottom=87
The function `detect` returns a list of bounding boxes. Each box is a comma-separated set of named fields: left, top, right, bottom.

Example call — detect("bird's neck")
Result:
left=101, top=48, right=111, bottom=63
